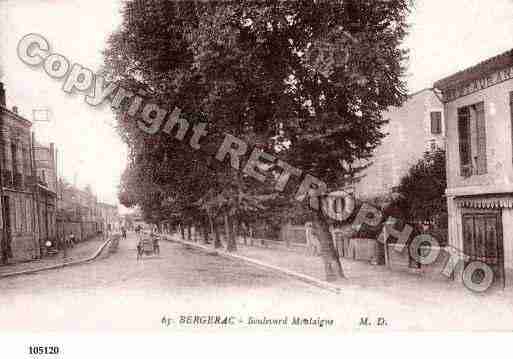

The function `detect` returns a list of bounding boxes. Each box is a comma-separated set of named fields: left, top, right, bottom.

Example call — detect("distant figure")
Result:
left=121, top=226, right=127, bottom=240
left=69, top=233, right=76, bottom=246
left=151, top=231, right=160, bottom=255
left=135, top=225, right=143, bottom=241
left=305, top=222, right=321, bottom=256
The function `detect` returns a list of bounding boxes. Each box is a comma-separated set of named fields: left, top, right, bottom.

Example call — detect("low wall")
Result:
left=236, top=236, right=309, bottom=254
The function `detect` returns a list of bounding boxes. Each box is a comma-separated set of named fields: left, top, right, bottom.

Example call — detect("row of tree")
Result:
left=104, top=0, right=412, bottom=280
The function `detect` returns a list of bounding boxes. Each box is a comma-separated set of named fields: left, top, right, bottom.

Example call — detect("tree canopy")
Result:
left=104, top=0, right=412, bottom=277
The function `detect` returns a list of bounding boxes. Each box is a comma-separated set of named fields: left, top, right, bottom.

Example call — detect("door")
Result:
left=462, top=211, right=504, bottom=289
left=2, top=196, right=11, bottom=257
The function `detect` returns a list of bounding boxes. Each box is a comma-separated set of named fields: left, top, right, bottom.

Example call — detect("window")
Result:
left=458, top=102, right=486, bottom=177
left=19, top=197, right=25, bottom=232
left=22, top=147, right=30, bottom=176
left=26, top=198, right=31, bottom=232
left=430, top=111, right=442, bottom=134
left=510, top=92, right=513, bottom=163
left=11, top=143, right=17, bottom=174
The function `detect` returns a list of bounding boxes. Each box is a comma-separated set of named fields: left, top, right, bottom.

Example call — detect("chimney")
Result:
left=0, top=82, right=5, bottom=107
left=12, top=106, right=18, bottom=114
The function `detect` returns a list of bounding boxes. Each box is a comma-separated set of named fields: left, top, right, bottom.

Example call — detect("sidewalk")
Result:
left=172, top=232, right=513, bottom=301
left=235, top=242, right=513, bottom=302
left=0, top=236, right=108, bottom=277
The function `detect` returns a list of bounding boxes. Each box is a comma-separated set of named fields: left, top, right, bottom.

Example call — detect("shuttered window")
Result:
left=430, top=111, right=442, bottom=134
left=473, top=102, right=487, bottom=175
left=458, top=107, right=472, bottom=176
left=458, top=102, right=486, bottom=177
left=511, top=92, right=513, bottom=163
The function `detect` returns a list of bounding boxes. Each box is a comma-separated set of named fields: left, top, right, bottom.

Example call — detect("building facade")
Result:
left=57, top=180, right=102, bottom=242
left=434, top=49, right=513, bottom=288
left=351, top=88, right=445, bottom=203
left=0, top=83, right=40, bottom=262
left=99, top=203, right=121, bottom=232
left=34, top=141, right=57, bottom=252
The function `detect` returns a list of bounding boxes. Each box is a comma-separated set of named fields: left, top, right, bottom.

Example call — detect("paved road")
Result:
left=1, top=233, right=513, bottom=331
left=0, top=233, right=338, bottom=331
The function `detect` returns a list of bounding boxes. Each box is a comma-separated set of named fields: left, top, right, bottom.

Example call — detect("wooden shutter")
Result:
left=511, top=92, right=513, bottom=164
left=458, top=107, right=472, bottom=176
left=430, top=112, right=442, bottom=134
left=475, top=102, right=487, bottom=175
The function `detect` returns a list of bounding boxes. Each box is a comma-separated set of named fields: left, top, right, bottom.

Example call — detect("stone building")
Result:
left=434, top=48, right=513, bottom=288
left=33, top=141, right=57, bottom=252
left=56, top=180, right=101, bottom=242
left=99, top=202, right=121, bottom=232
left=351, top=88, right=445, bottom=203
left=0, top=82, right=40, bottom=262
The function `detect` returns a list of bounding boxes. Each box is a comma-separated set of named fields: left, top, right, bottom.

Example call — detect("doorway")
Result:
left=462, top=210, right=505, bottom=289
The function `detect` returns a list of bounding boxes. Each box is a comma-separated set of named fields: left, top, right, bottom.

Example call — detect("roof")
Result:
left=0, top=105, right=33, bottom=127
left=434, top=48, right=513, bottom=90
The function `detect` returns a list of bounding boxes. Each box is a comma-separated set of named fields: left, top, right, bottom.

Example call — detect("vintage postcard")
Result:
left=1, top=0, right=513, bottom=356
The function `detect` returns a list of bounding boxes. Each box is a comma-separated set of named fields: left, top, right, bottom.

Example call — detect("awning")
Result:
left=455, top=194, right=513, bottom=209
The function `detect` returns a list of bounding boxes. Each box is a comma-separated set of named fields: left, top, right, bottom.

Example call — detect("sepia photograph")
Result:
left=1, top=0, right=513, bottom=356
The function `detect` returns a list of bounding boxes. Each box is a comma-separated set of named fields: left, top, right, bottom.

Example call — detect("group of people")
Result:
left=134, top=225, right=160, bottom=258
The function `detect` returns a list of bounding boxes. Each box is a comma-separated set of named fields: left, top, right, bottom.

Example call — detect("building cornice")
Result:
left=446, top=184, right=513, bottom=197
left=434, top=48, right=513, bottom=91
left=0, top=106, right=33, bottom=127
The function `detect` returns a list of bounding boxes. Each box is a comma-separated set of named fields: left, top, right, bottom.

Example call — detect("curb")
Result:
left=162, top=234, right=342, bottom=294
left=0, top=238, right=113, bottom=279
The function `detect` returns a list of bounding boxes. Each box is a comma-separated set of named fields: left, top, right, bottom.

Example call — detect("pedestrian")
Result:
left=121, top=226, right=127, bottom=240
left=69, top=232, right=76, bottom=246
left=151, top=231, right=160, bottom=255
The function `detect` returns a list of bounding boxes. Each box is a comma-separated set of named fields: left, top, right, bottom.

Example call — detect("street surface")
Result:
left=0, top=233, right=513, bottom=331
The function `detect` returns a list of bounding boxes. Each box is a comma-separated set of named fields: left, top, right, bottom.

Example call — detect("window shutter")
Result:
left=511, top=92, right=513, bottom=164
left=475, top=102, right=487, bottom=175
left=458, top=107, right=472, bottom=176
left=431, top=112, right=442, bottom=134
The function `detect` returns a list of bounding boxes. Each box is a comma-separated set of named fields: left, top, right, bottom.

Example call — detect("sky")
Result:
left=1, top=0, right=513, bottom=206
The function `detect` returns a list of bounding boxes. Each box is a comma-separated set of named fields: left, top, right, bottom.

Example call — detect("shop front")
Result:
left=435, top=49, right=513, bottom=288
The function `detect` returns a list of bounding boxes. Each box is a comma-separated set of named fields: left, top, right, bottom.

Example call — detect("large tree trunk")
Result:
left=241, top=221, right=247, bottom=245
left=180, top=224, right=185, bottom=241
left=1, top=238, right=8, bottom=265
left=214, top=222, right=222, bottom=249
left=202, top=223, right=209, bottom=244
left=224, top=212, right=237, bottom=252
left=314, top=211, right=345, bottom=282
left=209, top=213, right=223, bottom=249
left=192, top=224, right=198, bottom=242
left=233, top=219, right=239, bottom=246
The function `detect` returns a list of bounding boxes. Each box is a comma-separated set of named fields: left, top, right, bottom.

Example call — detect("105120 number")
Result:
left=29, top=346, right=60, bottom=355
